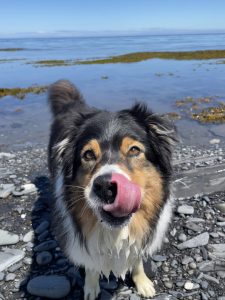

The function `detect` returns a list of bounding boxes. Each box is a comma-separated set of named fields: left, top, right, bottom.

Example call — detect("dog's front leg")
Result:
left=84, top=269, right=100, bottom=300
left=132, top=259, right=156, bottom=298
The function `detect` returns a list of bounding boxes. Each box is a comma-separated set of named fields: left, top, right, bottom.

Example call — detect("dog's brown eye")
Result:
left=128, top=146, right=141, bottom=157
left=82, top=150, right=96, bottom=161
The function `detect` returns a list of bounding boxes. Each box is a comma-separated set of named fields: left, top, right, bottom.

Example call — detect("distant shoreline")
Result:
left=1, top=31, right=225, bottom=40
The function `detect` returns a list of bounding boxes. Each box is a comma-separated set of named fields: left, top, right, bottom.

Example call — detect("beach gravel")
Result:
left=0, top=145, right=225, bottom=299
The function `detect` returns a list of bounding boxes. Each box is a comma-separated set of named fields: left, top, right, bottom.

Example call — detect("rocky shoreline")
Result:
left=0, top=145, right=225, bottom=300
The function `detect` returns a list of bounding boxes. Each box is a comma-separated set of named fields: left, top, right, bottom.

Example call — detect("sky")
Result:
left=1, top=0, right=225, bottom=37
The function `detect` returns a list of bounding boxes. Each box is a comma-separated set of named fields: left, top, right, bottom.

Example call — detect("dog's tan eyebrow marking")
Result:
left=81, top=139, right=101, bottom=158
left=120, top=137, right=145, bottom=155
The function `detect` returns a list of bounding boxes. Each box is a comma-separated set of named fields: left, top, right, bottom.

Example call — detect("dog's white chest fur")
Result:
left=68, top=223, right=141, bottom=278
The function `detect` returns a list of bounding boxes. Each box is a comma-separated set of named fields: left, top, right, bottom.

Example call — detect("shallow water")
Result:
left=0, top=34, right=225, bottom=149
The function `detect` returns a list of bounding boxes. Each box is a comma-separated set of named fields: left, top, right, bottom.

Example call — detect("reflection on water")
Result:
left=0, top=34, right=225, bottom=149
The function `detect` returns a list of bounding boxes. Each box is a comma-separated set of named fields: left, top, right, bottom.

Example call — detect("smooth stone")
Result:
left=0, top=229, right=19, bottom=246
left=177, top=205, right=194, bottom=215
left=130, top=294, right=141, bottom=300
left=5, top=273, right=16, bottom=281
left=184, top=222, right=203, bottom=232
left=217, top=271, right=225, bottom=278
left=0, top=248, right=25, bottom=272
left=0, top=272, right=4, bottom=281
left=27, top=275, right=71, bottom=299
left=209, top=138, right=220, bottom=144
left=37, top=230, right=49, bottom=242
left=23, top=230, right=34, bottom=243
left=208, top=243, right=225, bottom=252
left=100, top=280, right=118, bottom=290
left=0, top=153, right=15, bottom=159
left=218, top=297, right=225, bottom=300
left=198, top=260, right=225, bottom=272
left=178, top=233, right=187, bottom=242
left=202, top=274, right=220, bottom=284
left=34, top=240, right=57, bottom=252
left=153, top=294, right=177, bottom=300
left=100, top=289, right=113, bottom=300
left=8, top=262, right=22, bottom=272
left=164, top=281, right=173, bottom=288
left=13, top=183, right=37, bottom=196
left=0, top=184, right=15, bottom=198
left=152, top=255, right=167, bottom=262
left=182, top=256, right=193, bottom=265
left=184, top=281, right=200, bottom=290
left=36, top=251, right=53, bottom=266
left=176, top=232, right=209, bottom=250
left=35, top=221, right=50, bottom=235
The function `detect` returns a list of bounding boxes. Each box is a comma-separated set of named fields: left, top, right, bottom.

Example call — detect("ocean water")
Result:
left=0, top=34, right=225, bottom=149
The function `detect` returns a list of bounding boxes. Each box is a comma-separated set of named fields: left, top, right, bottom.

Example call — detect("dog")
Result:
left=48, top=80, right=177, bottom=300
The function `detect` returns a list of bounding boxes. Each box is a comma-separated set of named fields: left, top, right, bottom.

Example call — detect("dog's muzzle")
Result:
left=93, top=173, right=141, bottom=217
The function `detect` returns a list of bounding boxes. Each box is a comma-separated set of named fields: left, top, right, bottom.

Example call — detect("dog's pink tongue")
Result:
left=103, top=173, right=141, bottom=218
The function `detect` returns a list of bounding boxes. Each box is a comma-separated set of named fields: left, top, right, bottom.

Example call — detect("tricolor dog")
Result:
left=48, top=80, right=177, bottom=299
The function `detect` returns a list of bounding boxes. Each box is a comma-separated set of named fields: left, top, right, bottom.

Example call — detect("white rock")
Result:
left=177, top=232, right=209, bottom=250
left=23, top=230, right=34, bottom=243
left=184, top=281, right=199, bottom=290
left=184, top=281, right=194, bottom=290
left=0, top=153, right=15, bottom=159
left=177, top=205, right=194, bottom=215
left=208, top=244, right=225, bottom=252
left=0, top=184, right=15, bottom=199
left=0, top=230, right=19, bottom=246
left=0, top=248, right=25, bottom=272
left=210, top=138, right=220, bottom=144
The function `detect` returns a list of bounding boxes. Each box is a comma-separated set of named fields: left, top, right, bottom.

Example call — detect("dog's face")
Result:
left=50, top=106, right=176, bottom=231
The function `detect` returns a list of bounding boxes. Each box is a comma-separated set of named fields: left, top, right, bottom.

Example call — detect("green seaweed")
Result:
left=77, top=50, right=225, bottom=65
left=0, top=59, right=25, bottom=63
left=0, top=48, right=24, bottom=52
left=0, top=86, right=48, bottom=99
left=192, top=104, right=225, bottom=123
left=31, top=60, right=73, bottom=67
left=163, top=112, right=181, bottom=121
left=29, top=50, right=225, bottom=67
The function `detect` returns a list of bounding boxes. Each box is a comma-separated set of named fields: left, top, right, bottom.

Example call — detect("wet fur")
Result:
left=48, top=80, right=177, bottom=299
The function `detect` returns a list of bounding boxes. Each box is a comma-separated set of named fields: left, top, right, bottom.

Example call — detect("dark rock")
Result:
left=27, top=275, right=71, bottom=299
left=34, top=240, right=57, bottom=252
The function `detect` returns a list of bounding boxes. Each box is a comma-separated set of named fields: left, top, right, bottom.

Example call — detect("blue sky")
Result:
left=1, top=0, right=225, bottom=37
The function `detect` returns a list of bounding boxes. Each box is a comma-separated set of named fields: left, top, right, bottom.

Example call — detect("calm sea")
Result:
left=0, top=33, right=225, bottom=149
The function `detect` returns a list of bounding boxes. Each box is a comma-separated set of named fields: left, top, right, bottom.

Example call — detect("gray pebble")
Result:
left=23, top=230, right=34, bottom=243
left=200, top=281, right=208, bottom=289
left=8, top=262, right=22, bottom=272
left=5, top=273, right=16, bottom=281
left=27, top=275, right=71, bottom=299
left=152, top=255, right=167, bottom=262
left=177, top=205, right=194, bottom=215
left=178, top=233, right=187, bottom=242
left=36, top=251, right=53, bottom=266
left=0, top=272, right=4, bottom=281
left=164, top=281, right=173, bottom=288
left=177, top=232, right=209, bottom=250
left=130, top=294, right=141, bottom=300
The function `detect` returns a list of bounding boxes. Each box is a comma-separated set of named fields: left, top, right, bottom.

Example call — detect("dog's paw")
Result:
left=84, top=285, right=100, bottom=300
left=133, top=273, right=156, bottom=298
left=84, top=270, right=100, bottom=300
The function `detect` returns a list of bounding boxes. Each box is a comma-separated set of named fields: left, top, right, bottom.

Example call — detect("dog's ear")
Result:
left=48, top=80, right=84, bottom=116
left=129, top=103, right=177, bottom=176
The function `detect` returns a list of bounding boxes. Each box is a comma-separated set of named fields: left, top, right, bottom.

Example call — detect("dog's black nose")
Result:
left=93, top=175, right=117, bottom=204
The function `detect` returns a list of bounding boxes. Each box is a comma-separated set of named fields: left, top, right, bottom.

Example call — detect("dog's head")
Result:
left=49, top=80, right=177, bottom=231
